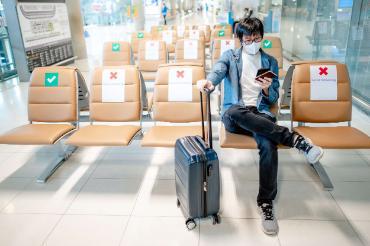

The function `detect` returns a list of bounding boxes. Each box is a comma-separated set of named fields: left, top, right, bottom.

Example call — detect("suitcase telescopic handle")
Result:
left=200, top=88, right=213, bottom=149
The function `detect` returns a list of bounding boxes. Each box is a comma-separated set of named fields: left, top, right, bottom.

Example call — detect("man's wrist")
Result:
left=262, top=88, right=269, bottom=96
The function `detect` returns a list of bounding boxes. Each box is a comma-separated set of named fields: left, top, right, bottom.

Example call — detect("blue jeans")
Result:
left=222, top=105, right=296, bottom=202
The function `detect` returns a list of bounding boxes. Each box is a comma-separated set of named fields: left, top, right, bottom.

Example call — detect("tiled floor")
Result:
left=0, top=12, right=370, bottom=246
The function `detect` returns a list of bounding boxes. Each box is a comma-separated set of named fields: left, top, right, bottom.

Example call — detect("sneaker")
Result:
left=257, top=202, right=279, bottom=235
left=294, top=135, right=324, bottom=164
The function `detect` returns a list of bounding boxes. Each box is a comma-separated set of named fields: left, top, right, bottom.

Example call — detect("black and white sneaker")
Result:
left=257, top=202, right=279, bottom=235
left=294, top=135, right=324, bottom=164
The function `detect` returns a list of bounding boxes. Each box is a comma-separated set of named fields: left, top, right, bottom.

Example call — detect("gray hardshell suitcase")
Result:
left=175, top=90, right=221, bottom=230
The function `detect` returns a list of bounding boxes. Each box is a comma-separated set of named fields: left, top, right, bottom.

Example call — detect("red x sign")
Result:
left=319, top=67, right=328, bottom=76
left=110, top=72, right=117, bottom=79
left=225, top=41, right=230, bottom=45
left=150, top=42, right=155, bottom=46
left=176, top=70, right=184, bottom=78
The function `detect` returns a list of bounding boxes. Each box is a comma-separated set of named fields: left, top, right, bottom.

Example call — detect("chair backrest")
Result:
left=213, top=24, right=232, bottom=32
left=211, top=38, right=241, bottom=66
left=131, top=31, right=151, bottom=54
left=153, top=30, right=177, bottom=52
left=28, top=66, right=78, bottom=123
left=90, top=65, right=141, bottom=122
left=291, top=61, right=351, bottom=123
left=183, top=30, right=205, bottom=43
left=150, top=25, right=169, bottom=37
left=153, top=63, right=206, bottom=123
left=198, top=25, right=211, bottom=43
left=138, top=40, right=167, bottom=72
left=210, top=28, right=233, bottom=41
left=175, top=39, right=205, bottom=67
left=103, top=41, right=131, bottom=66
left=261, top=36, right=283, bottom=69
left=174, top=25, right=190, bottom=38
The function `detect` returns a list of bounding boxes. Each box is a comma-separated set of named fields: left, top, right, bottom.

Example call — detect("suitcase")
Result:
left=175, top=89, right=221, bottom=230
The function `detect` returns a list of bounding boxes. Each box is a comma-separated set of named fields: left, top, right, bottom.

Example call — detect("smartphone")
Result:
left=255, top=68, right=277, bottom=82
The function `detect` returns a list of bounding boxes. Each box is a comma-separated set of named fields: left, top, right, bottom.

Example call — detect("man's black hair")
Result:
left=236, top=17, right=264, bottom=42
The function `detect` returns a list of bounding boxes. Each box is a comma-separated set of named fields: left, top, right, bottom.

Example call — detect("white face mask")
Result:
left=243, top=42, right=261, bottom=55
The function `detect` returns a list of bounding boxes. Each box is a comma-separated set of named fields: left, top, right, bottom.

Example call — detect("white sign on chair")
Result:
left=310, top=65, right=338, bottom=100
left=102, top=69, right=126, bottom=102
left=168, top=68, right=193, bottom=102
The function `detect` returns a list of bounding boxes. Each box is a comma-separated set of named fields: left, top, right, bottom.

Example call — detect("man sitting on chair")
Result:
left=197, top=17, right=324, bottom=235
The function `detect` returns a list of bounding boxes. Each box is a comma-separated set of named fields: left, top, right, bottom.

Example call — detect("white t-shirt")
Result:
left=241, top=50, right=262, bottom=106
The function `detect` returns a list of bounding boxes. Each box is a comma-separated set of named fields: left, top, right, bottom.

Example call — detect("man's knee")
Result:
left=256, top=135, right=277, bottom=152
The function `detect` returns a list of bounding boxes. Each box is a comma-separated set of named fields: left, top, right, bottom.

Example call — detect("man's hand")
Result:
left=256, top=77, right=272, bottom=95
left=197, top=79, right=215, bottom=92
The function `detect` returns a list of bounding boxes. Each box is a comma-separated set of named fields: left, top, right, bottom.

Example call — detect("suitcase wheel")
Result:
left=185, top=218, right=196, bottom=230
left=176, top=199, right=180, bottom=208
left=212, top=214, right=221, bottom=225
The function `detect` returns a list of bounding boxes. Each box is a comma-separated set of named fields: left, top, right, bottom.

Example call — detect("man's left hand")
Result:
left=256, top=77, right=272, bottom=95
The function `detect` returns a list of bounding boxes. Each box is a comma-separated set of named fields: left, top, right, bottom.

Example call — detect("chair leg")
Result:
left=310, top=161, right=334, bottom=191
left=37, top=142, right=78, bottom=183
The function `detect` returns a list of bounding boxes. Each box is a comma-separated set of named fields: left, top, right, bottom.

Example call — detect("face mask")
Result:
left=243, top=41, right=261, bottom=55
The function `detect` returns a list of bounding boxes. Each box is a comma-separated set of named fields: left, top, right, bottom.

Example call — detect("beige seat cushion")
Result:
left=0, top=124, right=75, bottom=145
left=294, top=126, right=370, bottom=149
left=141, top=71, right=157, bottom=81
left=67, top=125, right=141, bottom=146
left=141, top=125, right=203, bottom=147
left=220, top=124, right=257, bottom=148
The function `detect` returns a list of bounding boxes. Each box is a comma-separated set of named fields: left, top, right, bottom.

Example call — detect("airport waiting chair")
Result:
left=66, top=65, right=142, bottom=147
left=175, top=39, right=205, bottom=67
left=213, top=23, right=233, bottom=33
left=183, top=29, right=206, bottom=44
left=211, top=38, right=241, bottom=66
left=131, top=31, right=152, bottom=57
left=153, top=29, right=178, bottom=54
left=0, top=67, right=80, bottom=183
left=278, top=60, right=339, bottom=119
left=198, top=25, right=211, bottom=46
left=141, top=63, right=206, bottom=147
left=150, top=25, right=170, bottom=37
left=103, top=41, right=133, bottom=66
left=261, top=36, right=287, bottom=79
left=173, top=25, right=190, bottom=39
left=138, top=40, right=168, bottom=81
left=291, top=61, right=370, bottom=189
left=210, top=28, right=234, bottom=46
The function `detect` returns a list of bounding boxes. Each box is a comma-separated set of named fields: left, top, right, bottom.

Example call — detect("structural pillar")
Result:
left=65, top=0, right=87, bottom=59
left=132, top=0, right=145, bottom=31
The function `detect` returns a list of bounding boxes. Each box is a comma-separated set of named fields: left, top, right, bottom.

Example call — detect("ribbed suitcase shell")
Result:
left=175, top=135, right=220, bottom=223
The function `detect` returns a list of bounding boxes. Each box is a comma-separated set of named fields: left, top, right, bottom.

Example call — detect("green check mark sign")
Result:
left=44, top=73, right=58, bottom=87
left=263, top=39, right=272, bottom=48
left=137, top=32, right=144, bottom=38
left=112, top=43, right=121, bottom=52
left=218, top=30, right=225, bottom=37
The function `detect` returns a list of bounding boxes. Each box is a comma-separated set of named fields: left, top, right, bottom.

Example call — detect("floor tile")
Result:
left=132, top=179, right=182, bottom=217
left=275, top=181, right=345, bottom=220
left=45, top=215, right=129, bottom=246
left=220, top=180, right=260, bottom=219
left=331, top=181, right=370, bottom=221
left=2, top=178, right=85, bottom=214
left=277, top=151, right=319, bottom=182
left=351, top=220, right=370, bottom=246
left=0, top=152, right=56, bottom=179
left=0, top=178, right=31, bottom=211
left=199, top=218, right=279, bottom=246
left=120, top=217, right=199, bottom=246
left=67, top=178, right=142, bottom=215
left=0, top=214, right=61, bottom=246
left=278, top=220, right=363, bottom=246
